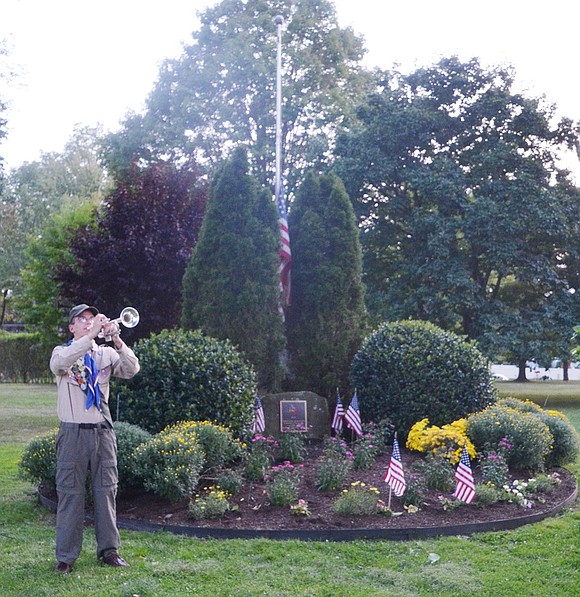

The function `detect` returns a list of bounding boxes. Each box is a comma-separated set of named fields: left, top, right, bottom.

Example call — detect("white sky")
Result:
left=1, top=0, right=580, bottom=173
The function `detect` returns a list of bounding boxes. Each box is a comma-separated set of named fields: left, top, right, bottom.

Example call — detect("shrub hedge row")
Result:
left=0, top=331, right=52, bottom=382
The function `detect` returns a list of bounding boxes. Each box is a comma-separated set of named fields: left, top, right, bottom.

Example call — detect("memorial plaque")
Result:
left=279, top=400, right=307, bottom=432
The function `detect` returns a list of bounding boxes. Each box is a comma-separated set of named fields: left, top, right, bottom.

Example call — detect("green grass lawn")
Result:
left=0, top=383, right=578, bottom=596
left=495, top=379, right=580, bottom=407
left=0, top=383, right=58, bottom=445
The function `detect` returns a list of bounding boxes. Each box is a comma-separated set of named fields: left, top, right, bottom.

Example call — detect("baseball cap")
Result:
left=68, top=304, right=99, bottom=323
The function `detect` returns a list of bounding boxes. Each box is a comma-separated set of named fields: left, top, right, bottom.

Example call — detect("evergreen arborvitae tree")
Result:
left=286, top=171, right=367, bottom=397
left=181, top=147, right=284, bottom=390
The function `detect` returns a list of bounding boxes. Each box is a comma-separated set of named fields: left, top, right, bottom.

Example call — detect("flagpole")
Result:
left=274, top=14, right=284, bottom=200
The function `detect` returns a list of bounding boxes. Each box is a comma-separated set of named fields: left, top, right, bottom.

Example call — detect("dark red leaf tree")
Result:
left=58, top=160, right=207, bottom=340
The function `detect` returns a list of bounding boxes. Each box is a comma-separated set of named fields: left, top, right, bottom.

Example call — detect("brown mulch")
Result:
left=39, top=446, right=577, bottom=533
left=114, top=447, right=577, bottom=532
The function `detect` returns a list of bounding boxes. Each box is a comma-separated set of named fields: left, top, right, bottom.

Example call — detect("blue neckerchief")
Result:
left=68, top=340, right=101, bottom=411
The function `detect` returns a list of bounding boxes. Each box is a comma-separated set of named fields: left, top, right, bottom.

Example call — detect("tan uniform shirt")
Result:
left=50, top=336, right=140, bottom=425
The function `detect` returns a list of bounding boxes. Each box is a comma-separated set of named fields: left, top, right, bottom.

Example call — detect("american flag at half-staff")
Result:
left=383, top=435, right=406, bottom=497
left=454, top=445, right=476, bottom=504
left=277, top=184, right=291, bottom=309
left=344, top=390, right=363, bottom=437
left=251, top=396, right=266, bottom=435
left=331, top=389, right=344, bottom=433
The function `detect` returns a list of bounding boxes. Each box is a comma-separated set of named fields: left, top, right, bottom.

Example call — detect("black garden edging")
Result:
left=38, top=480, right=577, bottom=542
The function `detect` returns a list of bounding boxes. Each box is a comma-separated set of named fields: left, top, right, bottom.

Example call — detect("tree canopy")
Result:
left=57, top=160, right=207, bottom=340
left=102, top=0, right=371, bottom=194
left=335, top=57, right=580, bottom=366
left=0, top=126, right=107, bottom=296
left=16, top=201, right=97, bottom=342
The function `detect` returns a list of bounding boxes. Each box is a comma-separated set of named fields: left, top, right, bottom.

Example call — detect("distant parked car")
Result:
left=492, top=373, right=509, bottom=381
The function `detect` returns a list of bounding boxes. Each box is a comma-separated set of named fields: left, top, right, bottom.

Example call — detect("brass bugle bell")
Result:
left=110, top=306, right=140, bottom=329
left=98, top=307, right=140, bottom=340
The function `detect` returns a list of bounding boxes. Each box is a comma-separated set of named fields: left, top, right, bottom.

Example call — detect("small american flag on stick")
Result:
left=251, top=396, right=266, bottom=435
left=331, top=389, right=344, bottom=433
left=454, top=445, right=476, bottom=504
left=383, top=435, right=406, bottom=497
left=344, top=390, right=363, bottom=437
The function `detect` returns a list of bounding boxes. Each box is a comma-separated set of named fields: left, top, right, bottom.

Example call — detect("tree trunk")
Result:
left=562, top=360, right=569, bottom=382
left=516, top=358, right=529, bottom=382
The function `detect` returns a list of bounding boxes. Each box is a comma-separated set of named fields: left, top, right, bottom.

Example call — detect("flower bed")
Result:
left=38, top=443, right=577, bottom=539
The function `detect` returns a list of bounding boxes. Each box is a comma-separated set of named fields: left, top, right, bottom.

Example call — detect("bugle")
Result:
left=99, top=307, right=140, bottom=340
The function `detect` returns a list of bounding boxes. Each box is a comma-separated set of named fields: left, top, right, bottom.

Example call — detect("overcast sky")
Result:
left=1, top=0, right=579, bottom=173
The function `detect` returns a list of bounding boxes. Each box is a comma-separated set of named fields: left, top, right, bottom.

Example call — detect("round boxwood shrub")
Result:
left=467, top=405, right=553, bottom=472
left=350, top=320, right=496, bottom=438
left=112, top=329, right=256, bottom=434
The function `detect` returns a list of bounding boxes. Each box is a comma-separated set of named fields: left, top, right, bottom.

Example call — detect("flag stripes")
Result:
left=277, top=184, right=291, bottom=309
left=251, top=396, right=265, bottom=435
left=331, top=390, right=344, bottom=433
left=383, top=436, right=406, bottom=497
left=454, top=445, right=476, bottom=504
left=344, top=390, right=363, bottom=437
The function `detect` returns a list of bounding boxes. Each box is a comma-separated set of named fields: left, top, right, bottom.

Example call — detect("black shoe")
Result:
left=55, top=561, right=73, bottom=574
left=101, top=552, right=130, bottom=568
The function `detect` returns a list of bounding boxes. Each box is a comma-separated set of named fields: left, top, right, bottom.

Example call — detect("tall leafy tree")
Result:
left=102, top=0, right=371, bottom=194
left=16, top=201, right=97, bottom=343
left=335, top=57, right=579, bottom=368
left=58, top=160, right=207, bottom=340
left=7, top=125, right=107, bottom=232
left=286, top=171, right=367, bottom=397
left=0, top=126, right=107, bottom=298
left=181, top=146, right=284, bottom=390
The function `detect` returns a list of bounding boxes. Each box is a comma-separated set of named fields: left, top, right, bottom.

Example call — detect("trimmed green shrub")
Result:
left=181, top=147, right=285, bottom=390
left=0, top=331, right=52, bottom=382
left=112, top=329, right=256, bottom=434
left=18, top=428, right=58, bottom=488
left=538, top=411, right=580, bottom=467
left=467, top=405, right=553, bottom=472
left=131, top=430, right=205, bottom=501
left=351, top=320, right=496, bottom=438
left=113, top=421, right=152, bottom=492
